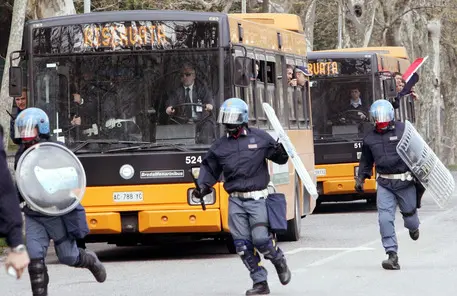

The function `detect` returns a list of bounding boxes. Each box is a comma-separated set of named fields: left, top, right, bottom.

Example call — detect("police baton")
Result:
left=189, top=167, right=206, bottom=211
left=6, top=110, right=15, bottom=120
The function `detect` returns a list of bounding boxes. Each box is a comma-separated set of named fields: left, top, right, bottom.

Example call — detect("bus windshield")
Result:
left=30, top=20, right=220, bottom=152
left=310, top=76, right=374, bottom=141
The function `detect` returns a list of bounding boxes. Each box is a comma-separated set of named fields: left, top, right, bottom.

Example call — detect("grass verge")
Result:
left=447, top=164, right=457, bottom=171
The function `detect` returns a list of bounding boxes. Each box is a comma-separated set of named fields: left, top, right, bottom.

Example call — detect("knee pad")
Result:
left=28, top=258, right=49, bottom=296
left=401, top=208, right=417, bottom=217
left=254, top=236, right=283, bottom=262
left=234, top=239, right=262, bottom=273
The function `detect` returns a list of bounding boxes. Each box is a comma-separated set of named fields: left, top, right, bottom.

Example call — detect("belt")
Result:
left=378, top=172, right=413, bottom=181
left=231, top=188, right=272, bottom=200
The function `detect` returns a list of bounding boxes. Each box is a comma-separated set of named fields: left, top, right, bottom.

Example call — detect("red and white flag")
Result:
left=402, top=56, right=428, bottom=83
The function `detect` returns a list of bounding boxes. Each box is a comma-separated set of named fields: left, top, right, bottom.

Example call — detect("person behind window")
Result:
left=286, top=65, right=297, bottom=87
left=294, top=66, right=311, bottom=88
left=165, top=63, right=215, bottom=144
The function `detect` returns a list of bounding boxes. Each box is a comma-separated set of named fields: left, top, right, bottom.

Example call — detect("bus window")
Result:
left=311, top=78, right=373, bottom=139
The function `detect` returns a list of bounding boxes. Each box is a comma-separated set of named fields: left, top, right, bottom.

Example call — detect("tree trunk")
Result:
left=0, top=0, right=28, bottom=148
left=427, top=19, right=443, bottom=156
left=32, top=0, right=76, bottom=19
left=304, top=0, right=317, bottom=51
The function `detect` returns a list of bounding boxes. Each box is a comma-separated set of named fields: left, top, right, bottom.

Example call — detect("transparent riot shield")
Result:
left=396, top=120, right=455, bottom=208
left=15, top=142, right=86, bottom=216
left=262, top=102, right=319, bottom=200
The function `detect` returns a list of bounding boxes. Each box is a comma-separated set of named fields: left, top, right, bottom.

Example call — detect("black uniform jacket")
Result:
left=357, top=121, right=410, bottom=182
left=197, top=127, right=289, bottom=193
left=0, top=125, right=24, bottom=248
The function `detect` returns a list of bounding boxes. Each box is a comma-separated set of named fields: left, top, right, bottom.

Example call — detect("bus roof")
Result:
left=25, top=10, right=227, bottom=27
left=227, top=13, right=307, bottom=56
left=313, top=46, right=409, bottom=60
left=228, top=13, right=304, bottom=33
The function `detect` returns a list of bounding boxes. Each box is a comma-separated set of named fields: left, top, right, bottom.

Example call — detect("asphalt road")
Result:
left=2, top=184, right=457, bottom=296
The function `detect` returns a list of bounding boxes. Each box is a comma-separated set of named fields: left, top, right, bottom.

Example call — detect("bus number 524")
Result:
left=185, top=156, right=202, bottom=164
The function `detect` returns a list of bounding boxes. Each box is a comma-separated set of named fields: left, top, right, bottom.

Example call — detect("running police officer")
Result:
left=14, top=107, right=107, bottom=296
left=192, top=98, right=291, bottom=295
left=355, top=99, right=420, bottom=270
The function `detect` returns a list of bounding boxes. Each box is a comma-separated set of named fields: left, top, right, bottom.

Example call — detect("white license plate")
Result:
left=113, top=191, right=143, bottom=202
left=315, top=168, right=327, bottom=176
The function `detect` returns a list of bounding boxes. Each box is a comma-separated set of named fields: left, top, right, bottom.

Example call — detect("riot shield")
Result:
left=262, top=103, right=319, bottom=200
left=15, top=142, right=86, bottom=216
left=396, top=120, right=455, bottom=208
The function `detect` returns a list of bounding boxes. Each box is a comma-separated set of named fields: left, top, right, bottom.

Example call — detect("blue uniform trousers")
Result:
left=377, top=183, right=420, bottom=253
left=25, top=214, right=80, bottom=266
left=228, top=196, right=285, bottom=284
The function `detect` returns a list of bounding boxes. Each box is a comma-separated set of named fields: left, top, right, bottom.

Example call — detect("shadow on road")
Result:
left=47, top=240, right=236, bottom=264
left=313, top=200, right=377, bottom=214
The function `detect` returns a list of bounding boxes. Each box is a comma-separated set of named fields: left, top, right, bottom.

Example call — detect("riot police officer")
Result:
left=14, top=107, right=107, bottom=296
left=355, top=99, right=420, bottom=270
left=192, top=98, right=291, bottom=295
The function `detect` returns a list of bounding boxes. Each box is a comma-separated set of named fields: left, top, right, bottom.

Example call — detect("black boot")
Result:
left=382, top=251, right=400, bottom=270
left=28, top=259, right=49, bottom=296
left=74, top=248, right=107, bottom=282
left=245, top=281, right=270, bottom=295
left=409, top=229, right=420, bottom=241
left=273, top=258, right=291, bottom=285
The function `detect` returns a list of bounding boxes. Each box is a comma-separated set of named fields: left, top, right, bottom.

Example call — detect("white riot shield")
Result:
left=262, top=103, right=319, bottom=200
left=15, top=142, right=87, bottom=216
left=396, top=120, right=455, bottom=208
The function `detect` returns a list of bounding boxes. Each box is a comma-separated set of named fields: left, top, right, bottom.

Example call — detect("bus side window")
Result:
left=275, top=56, right=287, bottom=126
left=255, top=59, right=267, bottom=126
left=246, top=58, right=257, bottom=127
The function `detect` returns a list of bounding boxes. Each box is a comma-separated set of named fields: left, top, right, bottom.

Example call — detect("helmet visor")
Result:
left=217, top=109, right=245, bottom=124
left=15, top=118, right=38, bottom=140
left=370, top=106, right=394, bottom=123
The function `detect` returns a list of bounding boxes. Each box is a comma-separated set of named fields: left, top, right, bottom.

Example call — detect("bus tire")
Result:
left=225, top=235, right=236, bottom=254
left=278, top=174, right=301, bottom=242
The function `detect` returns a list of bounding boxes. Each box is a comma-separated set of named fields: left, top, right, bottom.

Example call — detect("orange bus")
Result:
left=9, top=11, right=317, bottom=251
left=307, top=46, right=416, bottom=205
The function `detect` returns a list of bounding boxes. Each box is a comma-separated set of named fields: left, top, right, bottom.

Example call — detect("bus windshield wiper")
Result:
left=103, top=142, right=190, bottom=153
left=72, top=139, right=150, bottom=153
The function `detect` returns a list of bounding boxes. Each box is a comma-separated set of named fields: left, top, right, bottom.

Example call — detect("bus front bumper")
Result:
left=85, top=209, right=222, bottom=234
left=318, top=178, right=377, bottom=195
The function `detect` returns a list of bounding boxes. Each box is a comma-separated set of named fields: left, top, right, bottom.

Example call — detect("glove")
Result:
left=354, top=177, right=365, bottom=193
left=192, top=186, right=211, bottom=199
left=274, top=138, right=287, bottom=154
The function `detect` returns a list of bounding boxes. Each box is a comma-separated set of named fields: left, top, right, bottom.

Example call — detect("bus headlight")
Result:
left=187, top=188, right=216, bottom=206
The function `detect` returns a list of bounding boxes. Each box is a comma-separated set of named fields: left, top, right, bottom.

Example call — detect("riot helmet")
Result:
left=217, top=98, right=249, bottom=135
left=369, top=99, right=395, bottom=131
left=14, top=107, right=50, bottom=145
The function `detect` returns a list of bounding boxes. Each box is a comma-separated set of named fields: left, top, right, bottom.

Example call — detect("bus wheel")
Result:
left=278, top=174, right=301, bottom=242
left=225, top=236, right=236, bottom=254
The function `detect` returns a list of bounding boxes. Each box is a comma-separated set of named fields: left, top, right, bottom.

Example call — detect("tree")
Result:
left=0, top=0, right=28, bottom=147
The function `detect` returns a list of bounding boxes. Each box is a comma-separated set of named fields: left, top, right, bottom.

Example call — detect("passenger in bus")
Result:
left=192, top=98, right=291, bottom=295
left=9, top=87, right=27, bottom=166
left=392, top=72, right=419, bottom=109
left=286, top=65, right=297, bottom=87
left=102, top=74, right=143, bottom=141
left=294, top=65, right=311, bottom=88
left=165, top=63, right=215, bottom=144
left=355, top=99, right=420, bottom=271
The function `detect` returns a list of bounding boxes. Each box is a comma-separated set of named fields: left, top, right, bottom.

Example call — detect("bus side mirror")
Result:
left=383, top=77, right=397, bottom=99
left=234, top=56, right=252, bottom=88
left=9, top=66, right=23, bottom=97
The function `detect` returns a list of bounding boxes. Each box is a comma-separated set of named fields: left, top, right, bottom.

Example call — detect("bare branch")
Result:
left=385, top=5, right=454, bottom=30
left=92, top=3, right=119, bottom=11
left=222, top=0, right=234, bottom=13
